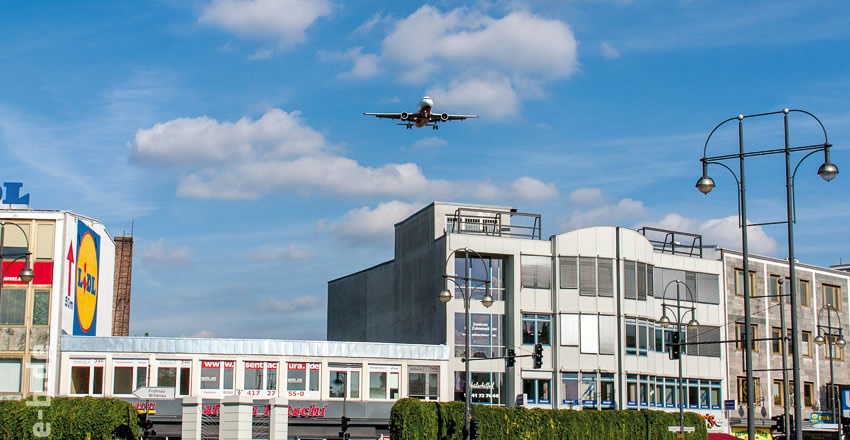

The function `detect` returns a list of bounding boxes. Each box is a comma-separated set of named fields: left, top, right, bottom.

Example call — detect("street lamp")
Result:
left=698, top=109, right=837, bottom=440
left=815, top=304, right=846, bottom=435
left=440, top=247, right=493, bottom=440
left=0, top=221, right=35, bottom=309
left=658, top=279, right=699, bottom=438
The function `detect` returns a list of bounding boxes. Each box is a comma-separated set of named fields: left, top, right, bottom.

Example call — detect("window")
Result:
left=638, top=320, right=648, bottom=355
left=579, top=314, right=599, bottom=354
left=626, top=374, right=638, bottom=407
left=156, top=360, right=191, bottom=396
left=369, top=365, right=400, bottom=400
left=598, top=258, right=614, bottom=297
left=559, top=256, right=578, bottom=289
left=626, top=318, right=637, bottom=355
left=562, top=373, right=579, bottom=405
left=579, top=373, right=597, bottom=406
left=455, top=255, right=505, bottom=301
left=624, top=261, right=636, bottom=299
left=771, top=327, right=783, bottom=355
left=710, top=381, right=722, bottom=410
left=735, top=323, right=758, bottom=351
left=637, top=263, right=647, bottom=300
left=407, top=365, right=438, bottom=401
left=32, top=290, right=49, bottom=326
left=112, top=359, right=148, bottom=395
left=35, top=223, right=54, bottom=261
left=456, top=371, right=503, bottom=405
left=825, top=384, right=841, bottom=410
left=29, top=358, right=46, bottom=393
left=824, top=284, right=842, bottom=311
left=801, top=331, right=812, bottom=357
left=455, top=313, right=504, bottom=358
left=579, top=257, right=596, bottom=296
left=655, top=327, right=664, bottom=353
left=522, top=314, right=551, bottom=345
left=286, top=362, right=320, bottom=399
left=329, top=365, right=361, bottom=400
left=244, top=361, right=278, bottom=397
left=560, top=314, right=579, bottom=346
left=737, top=376, right=761, bottom=405
left=824, top=337, right=844, bottom=360
left=799, top=280, right=811, bottom=307
left=688, top=380, right=699, bottom=409
left=804, top=382, right=814, bottom=407
left=773, top=380, right=784, bottom=406
left=735, top=269, right=757, bottom=297
left=0, top=289, right=25, bottom=325
left=600, top=374, right=615, bottom=407
left=770, top=275, right=782, bottom=302
left=70, top=359, right=104, bottom=395
left=598, top=315, right=617, bottom=355
left=521, top=255, right=551, bottom=289
left=1, top=223, right=29, bottom=257
left=523, top=378, right=551, bottom=404
left=0, top=358, right=22, bottom=392
left=665, top=378, right=677, bottom=408
left=200, top=360, right=235, bottom=397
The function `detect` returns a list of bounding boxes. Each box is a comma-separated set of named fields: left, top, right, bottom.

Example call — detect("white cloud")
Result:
left=354, top=13, right=391, bottom=34
left=601, top=42, right=620, bottom=59
left=426, top=76, right=519, bottom=119
left=559, top=198, right=648, bottom=231
left=407, top=137, right=448, bottom=151
left=132, top=109, right=559, bottom=203
left=647, top=213, right=778, bottom=256
left=569, top=187, right=603, bottom=205
left=138, top=238, right=192, bottom=266
left=244, top=243, right=313, bottom=262
left=199, top=0, right=331, bottom=49
left=247, top=47, right=274, bottom=60
left=257, top=295, right=325, bottom=314
left=320, top=48, right=380, bottom=79
left=322, top=201, right=420, bottom=246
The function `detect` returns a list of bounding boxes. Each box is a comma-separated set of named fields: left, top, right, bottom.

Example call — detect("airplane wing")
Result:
left=363, top=113, right=404, bottom=120
left=428, top=113, right=479, bottom=122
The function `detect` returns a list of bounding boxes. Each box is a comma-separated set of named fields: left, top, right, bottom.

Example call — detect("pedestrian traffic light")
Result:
left=470, top=418, right=481, bottom=439
left=533, top=343, right=543, bottom=369
left=506, top=349, right=516, bottom=368
left=668, top=331, right=681, bottom=360
left=771, top=414, right=785, bottom=433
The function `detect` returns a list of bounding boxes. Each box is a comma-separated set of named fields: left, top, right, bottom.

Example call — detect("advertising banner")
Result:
left=73, top=221, right=100, bottom=336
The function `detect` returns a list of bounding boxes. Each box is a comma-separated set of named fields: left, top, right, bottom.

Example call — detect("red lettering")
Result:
left=319, top=404, right=327, bottom=417
left=288, top=363, right=305, bottom=370
left=309, top=404, right=318, bottom=417
left=202, top=361, right=220, bottom=368
left=289, top=407, right=300, bottom=417
left=263, top=404, right=269, bottom=416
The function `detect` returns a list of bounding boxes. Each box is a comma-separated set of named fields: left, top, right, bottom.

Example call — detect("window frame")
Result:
left=824, top=284, right=842, bottom=311
left=329, top=364, right=362, bottom=401
left=69, top=358, right=104, bottom=395
left=111, top=359, right=149, bottom=396
left=243, top=361, right=278, bottom=397
left=522, top=378, right=552, bottom=405
left=407, top=365, right=438, bottom=401
left=156, top=359, right=191, bottom=396
left=200, top=360, right=236, bottom=398
left=801, top=331, right=812, bottom=358
left=521, top=313, right=551, bottom=346
left=368, top=364, right=400, bottom=400
left=734, top=269, right=757, bottom=297
left=799, top=279, right=811, bottom=307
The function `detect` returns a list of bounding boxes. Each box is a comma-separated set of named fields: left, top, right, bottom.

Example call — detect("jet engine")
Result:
left=400, top=112, right=409, bottom=121
left=440, top=113, right=449, bottom=121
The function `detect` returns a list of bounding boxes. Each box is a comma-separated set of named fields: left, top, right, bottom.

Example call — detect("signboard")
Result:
left=725, top=399, right=737, bottom=410
left=133, top=387, right=176, bottom=400
left=73, top=221, right=101, bottom=336
left=811, top=412, right=836, bottom=423
left=0, top=182, right=30, bottom=207
left=842, top=389, right=850, bottom=417
left=667, top=426, right=695, bottom=432
left=731, top=427, right=773, bottom=440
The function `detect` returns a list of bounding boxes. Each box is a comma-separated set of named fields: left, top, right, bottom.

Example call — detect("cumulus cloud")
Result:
left=569, top=187, right=603, bottom=205
left=244, top=243, right=313, bottom=262
left=426, top=76, right=519, bottom=119
left=560, top=198, right=648, bottom=231
left=647, top=213, right=778, bottom=256
left=321, top=201, right=420, bottom=246
left=199, top=0, right=331, bottom=49
left=320, top=47, right=380, bottom=79
left=131, top=110, right=558, bottom=203
left=137, top=238, right=192, bottom=266
left=257, top=295, right=325, bottom=314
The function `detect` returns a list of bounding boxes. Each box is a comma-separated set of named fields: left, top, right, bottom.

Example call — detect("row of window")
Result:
left=0, top=221, right=55, bottom=262
left=736, top=377, right=827, bottom=408
left=625, top=318, right=721, bottom=357
left=0, top=358, right=45, bottom=393
left=626, top=374, right=722, bottom=410
left=561, top=372, right=616, bottom=407
left=67, top=359, right=440, bottom=401
left=734, top=269, right=842, bottom=311
left=734, top=323, right=843, bottom=360
left=0, top=289, right=49, bottom=326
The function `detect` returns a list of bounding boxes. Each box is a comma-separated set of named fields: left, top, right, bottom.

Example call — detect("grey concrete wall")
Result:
left=327, top=261, right=395, bottom=342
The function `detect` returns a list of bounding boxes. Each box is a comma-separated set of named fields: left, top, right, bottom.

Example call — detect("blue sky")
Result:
left=1, top=0, right=848, bottom=340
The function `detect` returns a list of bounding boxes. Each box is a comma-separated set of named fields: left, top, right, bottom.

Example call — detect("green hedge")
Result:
left=390, top=398, right=708, bottom=440
left=0, top=396, right=139, bottom=440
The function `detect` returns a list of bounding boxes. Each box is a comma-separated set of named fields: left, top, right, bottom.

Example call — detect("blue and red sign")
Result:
left=73, top=222, right=100, bottom=336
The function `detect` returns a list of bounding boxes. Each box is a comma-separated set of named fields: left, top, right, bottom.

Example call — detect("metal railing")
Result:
left=637, top=227, right=703, bottom=258
left=446, top=208, right=542, bottom=240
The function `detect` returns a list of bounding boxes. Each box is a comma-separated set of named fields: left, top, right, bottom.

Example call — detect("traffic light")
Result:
left=339, top=416, right=351, bottom=438
left=533, top=343, right=543, bottom=369
left=470, top=418, right=481, bottom=439
left=771, top=414, right=785, bottom=433
left=668, top=331, right=681, bottom=360
left=506, top=349, right=516, bottom=368
left=138, top=413, right=155, bottom=439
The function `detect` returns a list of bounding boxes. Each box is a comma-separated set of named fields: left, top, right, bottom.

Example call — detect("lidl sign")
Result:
left=0, top=182, right=29, bottom=206
left=73, top=222, right=100, bottom=336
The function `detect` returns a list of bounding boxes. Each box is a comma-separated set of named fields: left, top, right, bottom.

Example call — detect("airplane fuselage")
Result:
left=405, top=96, right=433, bottom=128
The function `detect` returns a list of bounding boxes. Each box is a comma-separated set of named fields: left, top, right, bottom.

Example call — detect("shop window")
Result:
left=408, top=365, right=438, bottom=401
left=522, top=314, right=551, bottom=345
left=626, top=375, right=638, bottom=407
left=824, top=284, right=842, bottom=311
left=710, top=381, right=722, bottom=410
left=640, top=376, right=650, bottom=407
left=562, top=372, right=579, bottom=405
left=112, top=359, right=148, bottom=395
left=329, top=365, right=361, bottom=400
left=156, top=360, right=191, bottom=396
left=455, top=313, right=504, bottom=358
left=688, top=380, right=699, bottom=409
left=31, top=290, right=49, bottom=326
left=665, top=378, right=678, bottom=408
left=735, top=269, right=757, bottom=297
left=799, top=280, right=811, bottom=307
left=29, top=358, right=46, bottom=393
left=244, top=361, right=278, bottom=397
left=286, top=362, right=320, bottom=399
left=581, top=373, right=597, bottom=407
left=520, top=255, right=551, bottom=289
left=654, top=379, right=664, bottom=408
left=522, top=378, right=551, bottom=405
left=0, top=289, right=25, bottom=325
left=600, top=373, right=615, bottom=408
left=0, top=358, right=22, bottom=392
left=70, top=359, right=104, bottom=395
left=455, top=371, right=503, bottom=405
left=369, top=365, right=400, bottom=400
left=200, top=360, right=235, bottom=397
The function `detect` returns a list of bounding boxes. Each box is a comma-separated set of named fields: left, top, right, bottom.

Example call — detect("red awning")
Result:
left=707, top=434, right=740, bottom=440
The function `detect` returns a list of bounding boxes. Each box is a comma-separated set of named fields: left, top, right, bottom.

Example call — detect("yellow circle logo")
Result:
left=76, top=232, right=99, bottom=333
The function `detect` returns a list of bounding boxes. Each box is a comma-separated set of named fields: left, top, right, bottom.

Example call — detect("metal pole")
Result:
left=828, top=309, right=837, bottom=432
left=784, top=110, right=804, bottom=440
left=678, top=283, right=684, bottom=436
left=464, top=252, right=471, bottom=440
left=738, top=117, right=756, bottom=440
left=780, top=281, right=790, bottom=435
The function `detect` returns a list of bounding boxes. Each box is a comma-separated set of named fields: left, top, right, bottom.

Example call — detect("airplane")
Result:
left=363, top=96, right=478, bottom=130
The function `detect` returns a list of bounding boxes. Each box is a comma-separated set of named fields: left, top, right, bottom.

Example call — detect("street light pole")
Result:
left=0, top=220, right=36, bottom=304
left=697, top=109, right=837, bottom=440
left=815, top=305, right=846, bottom=436
left=440, top=247, right=493, bottom=440
left=659, top=280, right=699, bottom=437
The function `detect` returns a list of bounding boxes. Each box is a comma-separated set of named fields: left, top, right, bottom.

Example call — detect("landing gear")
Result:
left=432, top=124, right=439, bottom=130
left=406, top=124, right=413, bottom=129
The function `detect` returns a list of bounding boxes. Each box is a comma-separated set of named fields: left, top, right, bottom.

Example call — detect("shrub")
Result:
left=0, top=396, right=139, bottom=440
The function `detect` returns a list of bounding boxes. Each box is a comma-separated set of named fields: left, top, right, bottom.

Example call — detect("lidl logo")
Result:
left=73, top=222, right=100, bottom=336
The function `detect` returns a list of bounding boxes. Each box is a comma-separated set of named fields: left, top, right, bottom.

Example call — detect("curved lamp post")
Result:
left=815, top=304, right=846, bottom=434
left=440, top=247, right=493, bottom=440
left=0, top=221, right=35, bottom=316
left=697, top=109, right=837, bottom=440
left=659, top=280, right=699, bottom=437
